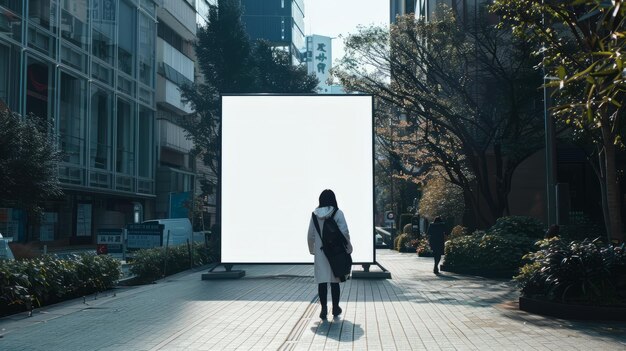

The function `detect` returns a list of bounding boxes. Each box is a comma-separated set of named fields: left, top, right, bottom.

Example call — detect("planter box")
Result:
left=439, top=264, right=515, bottom=279
left=417, top=252, right=433, bottom=257
left=519, top=296, right=626, bottom=321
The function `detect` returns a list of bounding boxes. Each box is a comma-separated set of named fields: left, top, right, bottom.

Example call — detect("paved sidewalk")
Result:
left=1, top=250, right=625, bottom=350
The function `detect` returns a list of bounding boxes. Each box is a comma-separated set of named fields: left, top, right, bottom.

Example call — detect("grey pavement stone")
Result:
left=0, top=251, right=625, bottom=350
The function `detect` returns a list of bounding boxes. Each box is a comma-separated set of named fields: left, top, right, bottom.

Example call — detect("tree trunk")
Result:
left=602, top=125, right=623, bottom=242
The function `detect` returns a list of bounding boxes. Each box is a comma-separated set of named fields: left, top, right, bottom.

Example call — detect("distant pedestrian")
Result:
left=308, top=189, right=353, bottom=320
left=427, top=217, right=446, bottom=274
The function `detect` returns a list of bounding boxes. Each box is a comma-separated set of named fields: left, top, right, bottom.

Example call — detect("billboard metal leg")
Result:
left=203, top=263, right=245, bottom=280
left=352, top=261, right=391, bottom=279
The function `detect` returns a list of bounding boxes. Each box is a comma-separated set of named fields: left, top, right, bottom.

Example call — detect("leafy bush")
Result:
left=416, top=238, right=433, bottom=256
left=402, top=223, right=412, bottom=234
left=130, top=242, right=217, bottom=283
left=444, top=233, right=536, bottom=273
left=488, top=216, right=544, bottom=239
left=0, top=254, right=121, bottom=314
left=449, top=225, right=468, bottom=239
left=516, top=238, right=626, bottom=305
left=394, top=233, right=419, bottom=252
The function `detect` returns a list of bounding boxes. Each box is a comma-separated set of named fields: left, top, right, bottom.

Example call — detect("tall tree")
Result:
left=180, top=0, right=318, bottom=228
left=0, top=109, right=62, bottom=219
left=335, top=7, right=544, bottom=228
left=492, top=0, right=625, bottom=241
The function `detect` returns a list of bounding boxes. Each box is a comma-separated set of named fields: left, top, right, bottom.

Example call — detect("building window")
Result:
left=25, top=57, right=55, bottom=122
left=29, top=0, right=58, bottom=33
left=118, top=0, right=136, bottom=76
left=91, top=0, right=116, bottom=65
left=0, top=43, right=20, bottom=111
left=116, top=98, right=135, bottom=175
left=90, top=86, right=112, bottom=170
left=61, top=0, right=89, bottom=50
left=59, top=71, right=86, bottom=165
left=138, top=106, right=153, bottom=178
left=138, top=12, right=154, bottom=87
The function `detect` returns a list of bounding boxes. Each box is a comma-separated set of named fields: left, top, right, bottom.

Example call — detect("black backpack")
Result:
left=312, top=208, right=353, bottom=281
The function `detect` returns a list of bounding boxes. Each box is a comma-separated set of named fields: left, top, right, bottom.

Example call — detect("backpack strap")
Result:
left=312, top=212, right=321, bottom=237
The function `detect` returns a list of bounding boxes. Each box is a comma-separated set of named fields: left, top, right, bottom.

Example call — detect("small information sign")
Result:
left=127, top=224, right=163, bottom=249
left=97, top=228, right=123, bottom=254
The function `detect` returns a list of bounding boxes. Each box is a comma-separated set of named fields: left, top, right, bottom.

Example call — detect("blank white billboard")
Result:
left=221, top=95, right=374, bottom=263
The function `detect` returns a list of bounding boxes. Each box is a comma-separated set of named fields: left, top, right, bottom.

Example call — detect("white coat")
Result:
left=307, top=206, right=353, bottom=284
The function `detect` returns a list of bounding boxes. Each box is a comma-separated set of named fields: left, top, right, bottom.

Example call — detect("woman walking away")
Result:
left=308, top=189, right=353, bottom=320
left=428, top=217, right=446, bottom=274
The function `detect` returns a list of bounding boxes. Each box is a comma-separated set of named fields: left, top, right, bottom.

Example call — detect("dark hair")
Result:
left=434, top=217, right=443, bottom=223
left=318, top=189, right=338, bottom=208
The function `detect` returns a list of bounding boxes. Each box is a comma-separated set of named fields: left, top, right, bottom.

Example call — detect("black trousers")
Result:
left=434, top=254, right=442, bottom=269
left=318, top=283, right=340, bottom=307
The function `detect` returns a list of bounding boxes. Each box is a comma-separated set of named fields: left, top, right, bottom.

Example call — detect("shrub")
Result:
left=444, top=233, right=536, bottom=273
left=402, top=223, right=412, bottom=234
left=488, top=216, right=544, bottom=239
left=0, top=254, right=121, bottom=314
left=416, top=238, right=433, bottom=256
left=394, top=233, right=419, bottom=252
left=399, top=214, right=414, bottom=232
left=130, top=242, right=217, bottom=283
left=515, top=238, right=626, bottom=305
left=449, top=225, right=468, bottom=239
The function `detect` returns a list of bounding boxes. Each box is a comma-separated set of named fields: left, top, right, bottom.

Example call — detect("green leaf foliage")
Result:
left=516, top=238, right=626, bottom=305
left=0, top=254, right=120, bottom=315
left=444, top=233, right=536, bottom=273
left=130, top=242, right=217, bottom=283
left=0, top=110, right=62, bottom=218
left=487, top=216, right=545, bottom=239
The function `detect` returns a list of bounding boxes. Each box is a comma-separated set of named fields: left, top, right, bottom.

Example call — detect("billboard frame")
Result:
left=218, top=93, right=377, bottom=267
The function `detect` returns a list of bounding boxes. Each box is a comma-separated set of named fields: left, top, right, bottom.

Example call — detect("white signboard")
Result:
left=221, top=95, right=374, bottom=263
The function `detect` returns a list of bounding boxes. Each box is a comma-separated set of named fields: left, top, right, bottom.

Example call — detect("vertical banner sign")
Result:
left=306, top=35, right=332, bottom=93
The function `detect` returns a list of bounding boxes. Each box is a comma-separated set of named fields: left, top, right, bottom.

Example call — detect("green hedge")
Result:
left=516, top=238, right=626, bottom=305
left=130, top=242, right=217, bottom=283
left=0, top=254, right=121, bottom=315
left=487, top=216, right=544, bottom=239
left=444, top=233, right=536, bottom=274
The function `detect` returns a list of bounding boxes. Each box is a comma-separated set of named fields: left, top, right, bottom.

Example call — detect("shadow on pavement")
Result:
left=311, top=318, right=364, bottom=342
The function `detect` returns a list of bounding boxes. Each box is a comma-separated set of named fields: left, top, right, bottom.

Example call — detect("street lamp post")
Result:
left=544, top=73, right=558, bottom=226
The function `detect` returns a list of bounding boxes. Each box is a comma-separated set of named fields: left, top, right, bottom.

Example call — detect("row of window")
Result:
left=0, top=0, right=156, bottom=89
left=0, top=41, right=155, bottom=193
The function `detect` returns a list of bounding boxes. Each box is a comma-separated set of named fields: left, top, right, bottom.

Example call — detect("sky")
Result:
left=304, top=0, right=389, bottom=66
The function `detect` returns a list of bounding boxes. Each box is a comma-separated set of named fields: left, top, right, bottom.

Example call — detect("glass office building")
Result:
left=0, top=0, right=157, bottom=244
left=240, top=0, right=305, bottom=64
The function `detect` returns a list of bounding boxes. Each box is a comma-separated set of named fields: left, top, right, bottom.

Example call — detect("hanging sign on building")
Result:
left=306, top=35, right=332, bottom=94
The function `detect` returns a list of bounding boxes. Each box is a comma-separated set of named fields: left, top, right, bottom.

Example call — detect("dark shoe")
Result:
left=332, top=306, right=342, bottom=317
left=319, top=306, right=328, bottom=320
left=434, top=267, right=439, bottom=274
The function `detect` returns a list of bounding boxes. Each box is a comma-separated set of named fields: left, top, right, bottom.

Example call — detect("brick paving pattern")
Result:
left=1, top=250, right=625, bottom=350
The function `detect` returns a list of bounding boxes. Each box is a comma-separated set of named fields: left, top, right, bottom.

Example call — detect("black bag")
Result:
left=312, top=208, right=353, bottom=282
